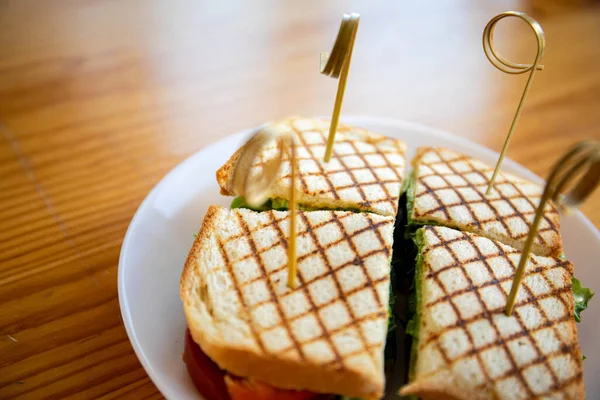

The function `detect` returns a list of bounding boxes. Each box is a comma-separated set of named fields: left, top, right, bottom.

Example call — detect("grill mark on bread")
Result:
left=228, top=209, right=393, bottom=369
left=537, top=371, right=583, bottom=398
left=415, top=226, right=581, bottom=398
left=426, top=271, right=570, bottom=309
left=425, top=235, right=571, bottom=307
left=329, top=214, right=385, bottom=309
left=326, top=137, right=395, bottom=285
left=248, top=274, right=389, bottom=318
left=418, top=149, right=560, bottom=231
left=517, top=255, right=574, bottom=390
left=183, top=207, right=394, bottom=397
left=426, top=227, right=506, bottom=396
left=225, top=215, right=390, bottom=291
left=467, top=342, right=578, bottom=394
left=419, top=180, right=555, bottom=237
left=297, top=211, right=379, bottom=370
left=431, top=227, right=549, bottom=396
left=471, top=233, right=565, bottom=390
left=234, top=212, right=307, bottom=360
left=255, top=147, right=400, bottom=165
left=430, top=226, right=561, bottom=389
left=332, top=146, right=368, bottom=206
left=416, top=169, right=547, bottom=233
left=472, top=170, right=542, bottom=241
left=333, top=129, right=401, bottom=210
left=276, top=310, right=388, bottom=359
left=378, top=141, right=406, bottom=182
left=435, top=158, right=489, bottom=231
left=489, top=330, right=575, bottom=383
left=264, top=211, right=343, bottom=367
left=417, top=180, right=452, bottom=220
left=422, top=289, right=573, bottom=345
left=418, top=174, right=555, bottom=240
left=216, top=238, right=268, bottom=354
left=412, top=148, right=561, bottom=254
left=226, top=216, right=390, bottom=269
left=291, top=123, right=341, bottom=201
left=505, top=180, right=558, bottom=241
left=326, top=340, right=385, bottom=366
left=529, top=256, right=574, bottom=312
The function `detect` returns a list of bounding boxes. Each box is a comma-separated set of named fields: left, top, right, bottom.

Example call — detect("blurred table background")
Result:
left=1, top=0, right=599, bottom=398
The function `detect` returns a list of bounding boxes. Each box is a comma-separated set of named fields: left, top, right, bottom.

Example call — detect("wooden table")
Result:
left=1, top=0, right=599, bottom=398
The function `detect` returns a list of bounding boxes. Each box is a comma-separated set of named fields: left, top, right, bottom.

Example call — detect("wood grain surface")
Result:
left=1, top=0, right=599, bottom=398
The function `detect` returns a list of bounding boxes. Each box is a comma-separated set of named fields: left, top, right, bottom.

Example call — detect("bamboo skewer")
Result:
left=483, top=11, right=546, bottom=195
left=320, top=13, right=360, bottom=163
left=505, top=141, right=600, bottom=316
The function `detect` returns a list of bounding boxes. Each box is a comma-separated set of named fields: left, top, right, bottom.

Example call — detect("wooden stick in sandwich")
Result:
left=320, top=12, right=360, bottom=163
left=505, top=140, right=600, bottom=316
left=231, top=125, right=299, bottom=288
left=484, top=11, right=546, bottom=195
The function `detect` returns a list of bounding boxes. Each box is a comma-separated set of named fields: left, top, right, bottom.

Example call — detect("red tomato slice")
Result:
left=184, top=328, right=331, bottom=400
left=183, top=329, right=231, bottom=400
left=225, top=375, right=332, bottom=400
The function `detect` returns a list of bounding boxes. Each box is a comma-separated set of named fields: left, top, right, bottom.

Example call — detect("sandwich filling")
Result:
left=231, top=195, right=363, bottom=213
left=405, top=228, right=425, bottom=384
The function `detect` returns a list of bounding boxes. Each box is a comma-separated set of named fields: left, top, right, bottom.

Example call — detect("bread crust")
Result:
left=400, top=371, right=485, bottom=400
left=181, top=206, right=394, bottom=398
left=216, top=148, right=242, bottom=196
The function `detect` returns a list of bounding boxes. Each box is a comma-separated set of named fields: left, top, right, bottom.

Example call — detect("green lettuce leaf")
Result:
left=573, top=276, right=594, bottom=323
left=405, top=171, right=416, bottom=233
left=230, top=195, right=362, bottom=213
left=230, top=196, right=271, bottom=211
left=404, top=170, right=442, bottom=238
left=230, top=196, right=245, bottom=209
left=387, top=293, right=397, bottom=333
left=406, top=228, right=425, bottom=383
left=270, top=197, right=289, bottom=210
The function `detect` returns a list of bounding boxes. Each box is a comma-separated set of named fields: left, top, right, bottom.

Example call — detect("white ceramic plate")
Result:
left=118, top=117, right=600, bottom=399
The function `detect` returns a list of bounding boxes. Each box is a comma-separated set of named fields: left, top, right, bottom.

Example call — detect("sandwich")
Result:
left=406, top=147, right=561, bottom=257
left=217, top=117, right=407, bottom=217
left=401, top=225, right=585, bottom=399
left=181, top=206, right=396, bottom=399
left=182, top=127, right=592, bottom=399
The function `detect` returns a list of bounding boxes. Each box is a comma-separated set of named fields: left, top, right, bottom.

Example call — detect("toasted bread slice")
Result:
left=408, top=147, right=562, bottom=257
left=217, top=117, right=407, bottom=217
left=400, top=225, right=583, bottom=400
left=181, top=206, right=395, bottom=398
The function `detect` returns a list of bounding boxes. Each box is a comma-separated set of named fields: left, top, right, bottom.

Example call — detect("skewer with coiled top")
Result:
left=506, top=141, right=600, bottom=316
